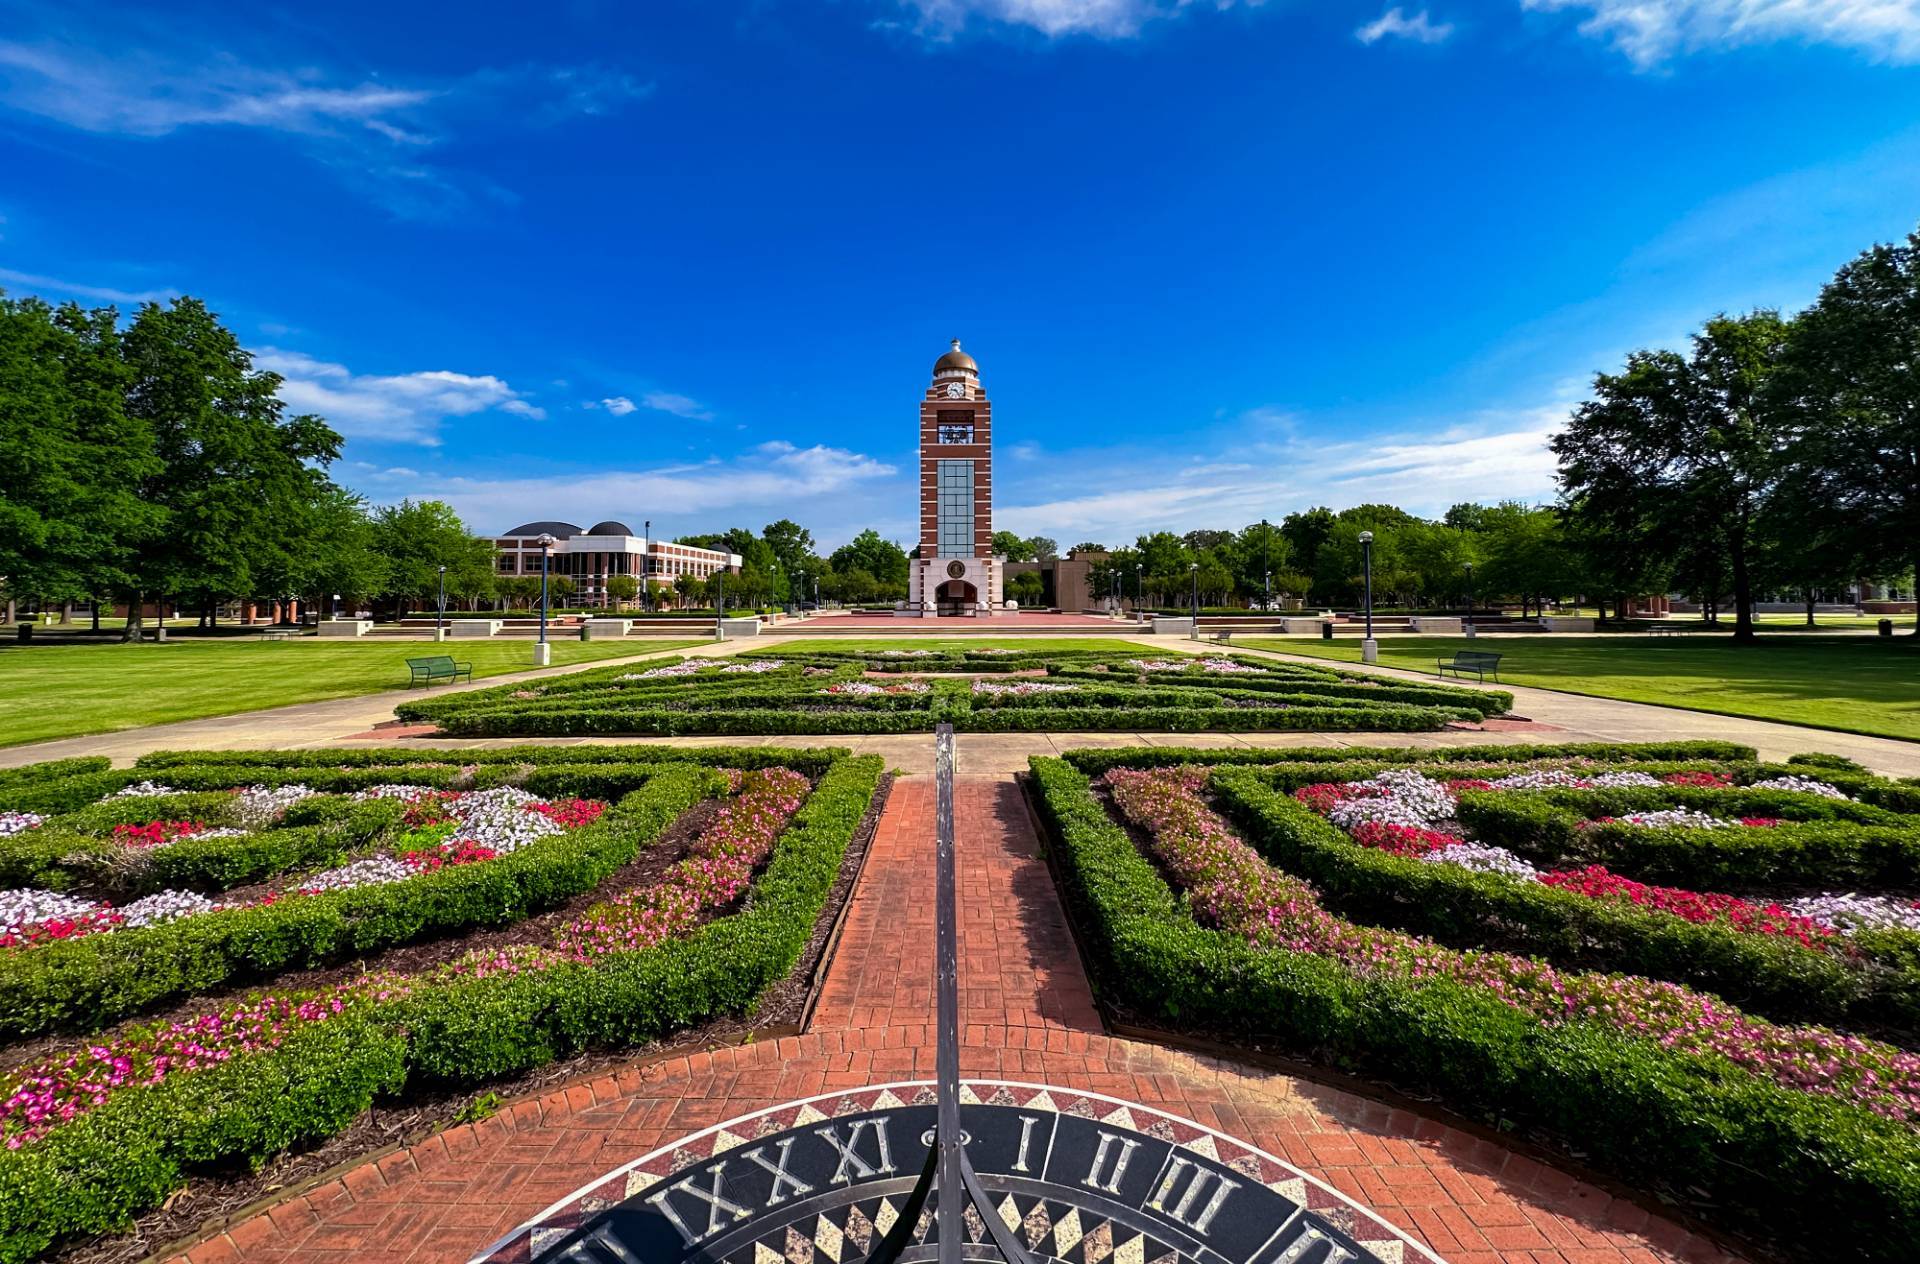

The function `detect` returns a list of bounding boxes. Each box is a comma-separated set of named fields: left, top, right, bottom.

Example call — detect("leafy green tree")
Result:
left=761, top=518, right=815, bottom=588
left=991, top=531, right=1033, bottom=561
left=830, top=530, right=910, bottom=588
left=1233, top=521, right=1291, bottom=603
left=0, top=296, right=158, bottom=612
left=1007, top=571, right=1044, bottom=606
left=1279, top=507, right=1336, bottom=579
left=605, top=575, right=638, bottom=608
left=1067, top=541, right=1106, bottom=555
left=1477, top=504, right=1579, bottom=616
left=120, top=298, right=342, bottom=635
left=370, top=499, right=495, bottom=616
left=286, top=486, right=386, bottom=618
left=1780, top=225, right=1920, bottom=633
left=1554, top=312, right=1792, bottom=642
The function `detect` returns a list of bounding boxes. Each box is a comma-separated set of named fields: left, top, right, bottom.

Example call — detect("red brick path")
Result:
left=166, top=777, right=1748, bottom=1264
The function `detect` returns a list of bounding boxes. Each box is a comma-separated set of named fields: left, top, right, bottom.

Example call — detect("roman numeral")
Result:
left=1148, top=1156, right=1239, bottom=1236
left=644, top=1162, right=752, bottom=1246
left=814, top=1119, right=898, bottom=1184
left=1267, top=1224, right=1360, bottom=1264
left=549, top=1226, right=645, bottom=1263
left=1012, top=1115, right=1039, bottom=1173
left=1082, top=1131, right=1143, bottom=1194
left=741, top=1138, right=815, bottom=1206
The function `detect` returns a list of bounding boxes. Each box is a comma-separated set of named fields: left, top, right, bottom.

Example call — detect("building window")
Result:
left=936, top=459, right=975, bottom=558
left=936, top=410, right=975, bottom=444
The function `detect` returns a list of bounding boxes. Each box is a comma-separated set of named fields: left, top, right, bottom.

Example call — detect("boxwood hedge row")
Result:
left=1027, top=755, right=1920, bottom=1263
left=0, top=752, right=884, bottom=1262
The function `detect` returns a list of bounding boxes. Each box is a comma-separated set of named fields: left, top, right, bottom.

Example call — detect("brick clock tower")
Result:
left=905, top=340, right=1006, bottom=617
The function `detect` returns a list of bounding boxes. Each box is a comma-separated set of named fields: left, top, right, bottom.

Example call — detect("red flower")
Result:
left=531, top=799, right=606, bottom=829
left=1349, top=821, right=1456, bottom=857
left=112, top=820, right=204, bottom=848
left=1540, top=865, right=1834, bottom=949
left=1739, top=817, right=1782, bottom=828
left=1444, top=778, right=1494, bottom=793
left=1295, top=783, right=1367, bottom=815
left=1663, top=771, right=1733, bottom=787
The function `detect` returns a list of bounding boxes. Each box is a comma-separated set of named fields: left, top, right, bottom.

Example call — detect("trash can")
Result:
left=579, top=623, right=592, bottom=642
left=15, top=624, right=30, bottom=643
left=1880, top=619, right=1895, bottom=638
left=1321, top=621, right=1334, bottom=640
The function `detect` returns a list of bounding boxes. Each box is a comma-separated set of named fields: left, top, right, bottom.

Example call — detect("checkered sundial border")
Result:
left=471, top=1081, right=1445, bottom=1264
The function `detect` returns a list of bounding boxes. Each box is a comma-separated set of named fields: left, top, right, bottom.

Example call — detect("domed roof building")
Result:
left=933, top=339, right=977, bottom=376
left=587, top=520, right=636, bottom=537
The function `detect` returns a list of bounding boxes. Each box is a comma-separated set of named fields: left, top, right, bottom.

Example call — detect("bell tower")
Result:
left=906, top=340, right=1005, bottom=616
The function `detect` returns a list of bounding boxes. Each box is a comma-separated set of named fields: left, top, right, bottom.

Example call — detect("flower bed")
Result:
left=393, top=649, right=1509, bottom=736
left=0, top=746, right=884, bottom=1262
left=1028, top=747, right=1920, bottom=1262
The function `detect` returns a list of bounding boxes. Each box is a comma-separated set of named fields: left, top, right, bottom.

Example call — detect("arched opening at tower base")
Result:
left=935, top=579, right=978, bottom=616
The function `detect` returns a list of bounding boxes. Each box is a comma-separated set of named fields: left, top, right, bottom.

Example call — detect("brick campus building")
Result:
left=489, top=523, right=739, bottom=608
left=905, top=341, right=1009, bottom=616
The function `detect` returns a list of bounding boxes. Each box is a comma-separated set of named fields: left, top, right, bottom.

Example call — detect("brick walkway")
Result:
left=164, top=777, right=1748, bottom=1264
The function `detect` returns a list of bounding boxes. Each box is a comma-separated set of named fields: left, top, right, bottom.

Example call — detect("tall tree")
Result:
left=1279, top=507, right=1336, bottom=580
left=1553, top=312, right=1791, bottom=642
left=1781, top=225, right=1920, bottom=633
left=0, top=296, right=158, bottom=612
left=371, top=499, right=495, bottom=616
left=991, top=530, right=1033, bottom=561
left=830, top=530, right=910, bottom=589
left=120, top=298, right=341, bottom=636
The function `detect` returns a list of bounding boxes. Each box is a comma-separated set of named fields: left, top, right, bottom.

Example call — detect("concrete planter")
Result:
left=1280, top=617, right=1327, bottom=634
left=316, top=620, right=373, bottom=638
left=1539, top=616, right=1596, bottom=632
left=448, top=620, right=503, bottom=638
left=584, top=619, right=633, bottom=638
left=717, top=616, right=761, bottom=639
left=1151, top=616, right=1195, bottom=636
left=1408, top=616, right=1463, bottom=634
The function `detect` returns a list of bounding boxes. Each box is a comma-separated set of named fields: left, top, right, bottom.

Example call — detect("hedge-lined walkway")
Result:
left=162, top=775, right=1749, bottom=1264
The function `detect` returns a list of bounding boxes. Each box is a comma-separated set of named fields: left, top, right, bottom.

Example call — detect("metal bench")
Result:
left=1437, top=650, right=1502, bottom=683
left=1212, top=630, right=1233, bottom=645
left=257, top=627, right=297, bottom=642
left=406, top=655, right=473, bottom=687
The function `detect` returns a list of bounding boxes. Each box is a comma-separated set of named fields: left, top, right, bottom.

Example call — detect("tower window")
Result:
left=935, top=411, right=975, bottom=444
left=936, top=459, right=975, bottom=557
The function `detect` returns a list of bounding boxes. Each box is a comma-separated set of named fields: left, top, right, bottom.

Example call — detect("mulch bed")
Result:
left=40, top=772, right=894, bottom=1264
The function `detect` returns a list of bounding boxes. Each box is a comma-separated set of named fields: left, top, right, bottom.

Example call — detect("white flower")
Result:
left=298, top=856, right=417, bottom=893
left=1587, top=771, right=1665, bottom=789
left=1751, top=775, right=1852, bottom=801
left=1618, top=808, right=1733, bottom=830
left=118, top=890, right=223, bottom=928
left=1326, top=768, right=1458, bottom=831
left=1486, top=769, right=1591, bottom=791
left=1423, top=843, right=1539, bottom=879
left=1786, top=893, right=1920, bottom=934
left=446, top=787, right=562, bottom=855
left=231, top=784, right=318, bottom=828
left=971, top=680, right=1077, bottom=696
left=110, top=781, right=178, bottom=798
left=0, top=813, right=43, bottom=837
left=0, top=888, right=100, bottom=933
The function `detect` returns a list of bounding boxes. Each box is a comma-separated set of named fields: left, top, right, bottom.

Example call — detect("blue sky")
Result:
left=3, top=0, right=1918, bottom=549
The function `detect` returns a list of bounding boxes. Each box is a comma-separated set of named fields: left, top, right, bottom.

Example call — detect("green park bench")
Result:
left=1437, top=650, right=1502, bottom=683
left=406, top=655, right=473, bottom=687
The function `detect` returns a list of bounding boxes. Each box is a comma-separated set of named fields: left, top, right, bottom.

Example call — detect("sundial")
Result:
left=474, top=730, right=1436, bottom=1264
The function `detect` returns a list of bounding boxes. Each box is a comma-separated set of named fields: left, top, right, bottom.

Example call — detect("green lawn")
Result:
left=746, top=637, right=1157, bottom=654
left=1242, top=635, right=1920, bottom=741
left=0, top=637, right=711, bottom=747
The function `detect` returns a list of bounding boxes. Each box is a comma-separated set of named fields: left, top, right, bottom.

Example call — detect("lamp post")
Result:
left=1189, top=561, right=1200, bottom=641
left=643, top=520, right=652, bottom=611
left=1261, top=518, right=1270, bottom=612
left=436, top=565, right=447, bottom=642
left=1134, top=564, right=1142, bottom=616
left=796, top=571, right=807, bottom=617
left=1464, top=562, right=1476, bottom=639
left=1358, top=530, right=1377, bottom=664
left=535, top=533, right=556, bottom=666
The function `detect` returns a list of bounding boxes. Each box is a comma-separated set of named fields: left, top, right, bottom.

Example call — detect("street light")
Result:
left=1464, top=562, right=1475, bottom=638
left=1261, top=518, right=1270, bottom=612
left=1358, top=530, right=1377, bottom=664
left=643, top=520, right=652, bottom=611
left=535, top=533, right=557, bottom=666
left=1134, top=563, right=1143, bottom=616
left=436, top=564, right=447, bottom=642
left=1189, top=561, right=1200, bottom=641
left=796, top=570, right=806, bottom=617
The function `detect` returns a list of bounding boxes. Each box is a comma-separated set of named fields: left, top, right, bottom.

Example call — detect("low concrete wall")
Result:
left=448, top=620, right=503, bottom=638
left=717, top=616, right=761, bottom=639
left=584, top=619, right=632, bottom=637
left=1539, top=616, right=1596, bottom=632
left=1281, top=617, right=1327, bottom=634
left=1151, top=616, right=1195, bottom=636
left=316, top=620, right=373, bottom=638
left=1408, top=616, right=1463, bottom=634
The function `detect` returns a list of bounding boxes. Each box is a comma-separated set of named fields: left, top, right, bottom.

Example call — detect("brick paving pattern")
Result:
left=164, top=777, right=1750, bottom=1264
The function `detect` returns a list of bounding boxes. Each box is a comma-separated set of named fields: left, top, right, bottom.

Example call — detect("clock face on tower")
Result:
left=944, top=382, right=967, bottom=399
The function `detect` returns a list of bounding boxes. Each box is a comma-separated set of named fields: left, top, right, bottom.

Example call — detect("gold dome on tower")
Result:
left=933, top=339, right=977, bottom=374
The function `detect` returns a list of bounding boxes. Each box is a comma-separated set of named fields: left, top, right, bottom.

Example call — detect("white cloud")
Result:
left=598, top=396, right=638, bottom=415
left=383, top=443, right=900, bottom=544
left=1522, top=0, right=1920, bottom=64
left=1356, top=7, right=1455, bottom=44
left=642, top=391, right=714, bottom=421
left=997, top=407, right=1566, bottom=541
left=255, top=348, right=546, bottom=446
left=898, top=0, right=1264, bottom=39
left=0, top=266, right=175, bottom=304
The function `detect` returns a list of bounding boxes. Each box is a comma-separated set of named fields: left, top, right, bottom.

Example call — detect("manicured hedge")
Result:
left=1455, top=793, right=1920, bottom=888
left=0, top=754, right=884, bottom=1261
left=1028, top=755, right=1920, bottom=1263
left=130, top=743, right=849, bottom=774
left=1057, top=739, right=1757, bottom=776
left=0, top=767, right=726, bottom=1038
left=1208, top=770, right=1918, bottom=1034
